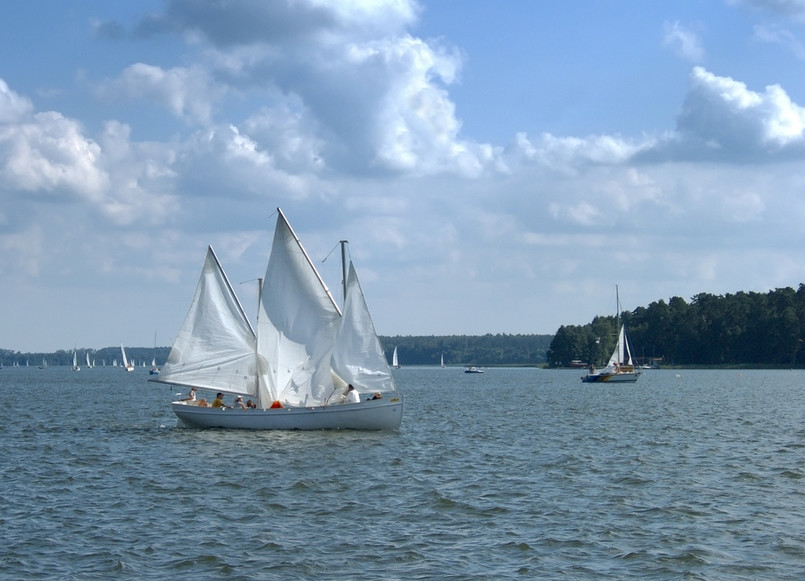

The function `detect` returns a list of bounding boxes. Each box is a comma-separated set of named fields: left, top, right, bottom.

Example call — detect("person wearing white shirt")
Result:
left=345, top=384, right=360, bottom=404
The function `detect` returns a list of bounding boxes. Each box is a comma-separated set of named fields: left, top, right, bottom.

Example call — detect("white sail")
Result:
left=120, top=344, right=134, bottom=371
left=331, top=262, right=397, bottom=397
left=606, top=325, right=634, bottom=367
left=157, top=247, right=257, bottom=395
left=151, top=208, right=404, bottom=430
left=256, top=210, right=341, bottom=407
left=392, top=346, right=399, bottom=368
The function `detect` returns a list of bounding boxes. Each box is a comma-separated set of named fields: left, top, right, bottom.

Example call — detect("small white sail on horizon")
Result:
left=120, top=344, right=134, bottom=372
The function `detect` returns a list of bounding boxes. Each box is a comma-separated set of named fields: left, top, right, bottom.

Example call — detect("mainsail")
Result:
left=158, top=247, right=257, bottom=395
left=256, top=209, right=342, bottom=407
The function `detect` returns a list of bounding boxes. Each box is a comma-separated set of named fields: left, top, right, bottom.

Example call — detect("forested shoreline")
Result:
left=4, top=285, right=805, bottom=368
left=547, top=285, right=805, bottom=368
left=0, top=334, right=554, bottom=368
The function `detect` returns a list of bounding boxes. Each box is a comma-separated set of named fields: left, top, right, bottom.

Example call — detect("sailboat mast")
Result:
left=615, top=284, right=621, bottom=365
left=340, top=240, right=348, bottom=306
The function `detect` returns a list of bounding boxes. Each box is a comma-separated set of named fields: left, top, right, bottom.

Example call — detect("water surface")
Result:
left=1, top=367, right=803, bottom=579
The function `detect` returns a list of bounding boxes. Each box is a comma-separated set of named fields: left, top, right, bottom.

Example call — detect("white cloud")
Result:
left=754, top=24, right=805, bottom=58
left=120, top=0, right=486, bottom=178
left=0, top=79, right=33, bottom=122
left=640, top=66, right=805, bottom=159
left=731, top=0, right=805, bottom=17
left=511, top=132, right=646, bottom=174
left=0, top=111, right=108, bottom=197
left=662, top=21, right=705, bottom=62
left=96, top=63, right=224, bottom=125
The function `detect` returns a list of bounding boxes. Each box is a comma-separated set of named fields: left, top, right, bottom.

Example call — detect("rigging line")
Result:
left=321, top=240, right=352, bottom=264
left=321, top=242, right=341, bottom=263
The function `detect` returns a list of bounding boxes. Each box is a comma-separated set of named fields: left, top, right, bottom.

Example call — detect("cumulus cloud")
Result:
left=678, top=67, right=805, bottom=150
left=0, top=111, right=108, bottom=198
left=100, top=0, right=487, bottom=178
left=510, top=131, right=647, bottom=174
left=96, top=63, right=224, bottom=125
left=662, top=21, right=705, bottom=62
left=0, top=79, right=181, bottom=228
left=0, top=79, right=34, bottom=122
left=133, top=0, right=419, bottom=45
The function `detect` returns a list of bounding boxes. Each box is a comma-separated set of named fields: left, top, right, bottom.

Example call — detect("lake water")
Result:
left=1, top=366, right=804, bottom=579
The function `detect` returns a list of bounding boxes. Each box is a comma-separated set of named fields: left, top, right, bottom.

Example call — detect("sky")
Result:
left=3, top=0, right=805, bottom=353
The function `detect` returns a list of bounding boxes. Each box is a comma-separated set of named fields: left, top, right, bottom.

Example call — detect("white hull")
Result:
left=172, top=396, right=404, bottom=431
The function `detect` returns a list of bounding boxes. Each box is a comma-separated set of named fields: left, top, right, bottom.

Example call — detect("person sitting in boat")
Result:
left=211, top=392, right=226, bottom=408
left=345, top=384, right=360, bottom=404
left=246, top=399, right=256, bottom=409
left=370, top=392, right=382, bottom=400
left=181, top=387, right=198, bottom=403
left=232, top=396, right=247, bottom=410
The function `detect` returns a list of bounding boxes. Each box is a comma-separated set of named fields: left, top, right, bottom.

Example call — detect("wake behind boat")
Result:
left=150, top=208, right=403, bottom=430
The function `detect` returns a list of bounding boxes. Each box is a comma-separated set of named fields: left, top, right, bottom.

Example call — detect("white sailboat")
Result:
left=441, top=353, right=445, bottom=368
left=582, top=286, right=641, bottom=383
left=71, top=350, right=80, bottom=371
left=392, top=346, right=400, bottom=369
left=150, top=208, right=403, bottom=430
left=149, top=332, right=160, bottom=375
left=120, top=344, right=134, bottom=372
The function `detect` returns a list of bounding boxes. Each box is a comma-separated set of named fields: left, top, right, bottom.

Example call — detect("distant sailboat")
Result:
left=392, top=346, right=401, bottom=369
left=149, top=332, right=160, bottom=375
left=441, top=353, right=445, bottom=368
left=582, top=285, right=641, bottom=384
left=120, top=344, right=134, bottom=372
left=72, top=350, right=80, bottom=371
left=85, top=351, right=92, bottom=369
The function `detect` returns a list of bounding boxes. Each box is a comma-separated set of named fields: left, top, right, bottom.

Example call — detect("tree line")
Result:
left=7, top=285, right=804, bottom=368
left=380, top=334, right=553, bottom=366
left=0, top=346, right=170, bottom=368
left=547, top=284, right=805, bottom=367
left=1, top=335, right=554, bottom=368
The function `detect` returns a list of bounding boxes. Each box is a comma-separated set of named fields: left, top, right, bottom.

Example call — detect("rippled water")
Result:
left=1, top=366, right=804, bottom=579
